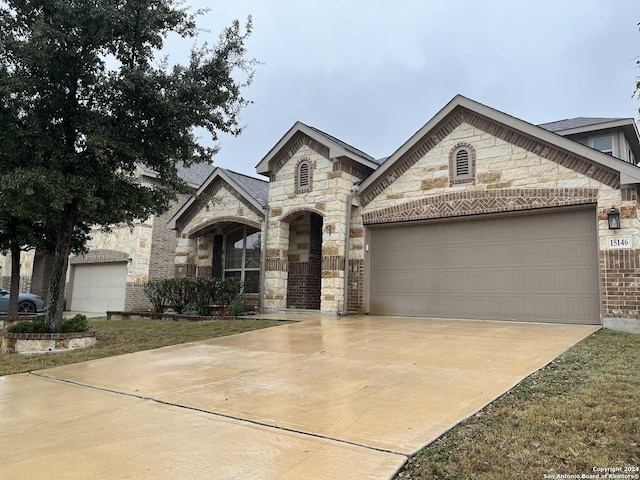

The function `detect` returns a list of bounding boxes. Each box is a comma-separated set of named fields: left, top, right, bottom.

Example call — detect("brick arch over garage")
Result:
left=186, top=217, right=262, bottom=238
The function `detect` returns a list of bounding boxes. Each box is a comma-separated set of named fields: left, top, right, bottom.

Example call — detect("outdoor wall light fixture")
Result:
left=607, top=206, right=621, bottom=230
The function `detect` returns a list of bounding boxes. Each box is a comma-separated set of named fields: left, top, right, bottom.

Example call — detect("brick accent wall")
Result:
left=363, top=188, right=598, bottom=225
left=286, top=262, right=321, bottom=309
left=621, top=186, right=640, bottom=205
left=175, top=263, right=197, bottom=278
left=197, top=266, right=212, bottom=278
left=149, top=195, right=189, bottom=281
left=286, top=213, right=322, bottom=309
left=347, top=258, right=364, bottom=312
left=601, top=249, right=640, bottom=319
left=266, top=258, right=288, bottom=272
left=30, top=253, right=54, bottom=299
left=125, top=283, right=153, bottom=312
left=321, top=255, right=345, bottom=270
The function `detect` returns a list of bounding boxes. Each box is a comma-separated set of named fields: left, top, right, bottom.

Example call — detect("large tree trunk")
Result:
left=8, top=243, right=21, bottom=316
left=45, top=201, right=79, bottom=331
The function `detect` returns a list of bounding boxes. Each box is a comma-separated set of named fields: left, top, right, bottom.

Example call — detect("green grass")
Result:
left=0, top=317, right=288, bottom=376
left=395, top=329, right=640, bottom=479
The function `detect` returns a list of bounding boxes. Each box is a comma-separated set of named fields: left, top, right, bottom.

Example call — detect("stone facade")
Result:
left=175, top=178, right=265, bottom=278
left=10, top=96, right=634, bottom=328
left=1, top=194, right=189, bottom=312
left=263, top=141, right=367, bottom=313
left=356, top=108, right=640, bottom=331
left=169, top=101, right=640, bottom=332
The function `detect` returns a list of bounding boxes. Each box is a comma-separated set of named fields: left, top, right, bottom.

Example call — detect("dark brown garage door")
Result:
left=368, top=208, right=600, bottom=324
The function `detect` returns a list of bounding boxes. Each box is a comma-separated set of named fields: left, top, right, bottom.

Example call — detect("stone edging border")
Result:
left=2, top=330, right=96, bottom=340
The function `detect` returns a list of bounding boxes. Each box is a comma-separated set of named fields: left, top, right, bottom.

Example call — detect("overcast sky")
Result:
left=174, top=0, right=640, bottom=177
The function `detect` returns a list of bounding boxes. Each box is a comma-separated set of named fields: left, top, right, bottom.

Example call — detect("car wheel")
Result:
left=18, top=301, right=36, bottom=314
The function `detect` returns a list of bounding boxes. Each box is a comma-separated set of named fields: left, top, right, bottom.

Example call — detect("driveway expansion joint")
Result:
left=30, top=371, right=408, bottom=458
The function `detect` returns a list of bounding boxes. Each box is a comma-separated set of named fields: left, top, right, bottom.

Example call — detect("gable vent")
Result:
left=297, top=160, right=311, bottom=192
left=299, top=163, right=309, bottom=187
left=455, top=149, right=470, bottom=176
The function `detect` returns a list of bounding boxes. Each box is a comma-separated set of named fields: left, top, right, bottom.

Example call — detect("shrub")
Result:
left=228, top=298, right=246, bottom=316
left=143, top=277, right=246, bottom=314
left=7, top=315, right=49, bottom=333
left=58, top=314, right=90, bottom=333
left=7, top=314, right=89, bottom=333
left=182, top=304, right=209, bottom=316
left=217, top=277, right=245, bottom=307
left=143, top=280, right=171, bottom=313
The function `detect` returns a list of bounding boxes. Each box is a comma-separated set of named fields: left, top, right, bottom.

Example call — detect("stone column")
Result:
left=264, top=211, right=288, bottom=311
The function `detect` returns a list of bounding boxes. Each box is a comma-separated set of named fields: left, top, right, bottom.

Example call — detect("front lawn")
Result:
left=396, top=329, right=640, bottom=479
left=0, top=317, right=287, bottom=376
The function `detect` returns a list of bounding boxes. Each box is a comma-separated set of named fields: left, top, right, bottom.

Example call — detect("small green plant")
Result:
left=7, top=314, right=90, bottom=333
left=228, top=298, right=246, bottom=316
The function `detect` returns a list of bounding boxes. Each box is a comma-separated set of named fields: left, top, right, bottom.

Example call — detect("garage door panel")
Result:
left=369, top=209, right=600, bottom=324
left=70, top=263, right=127, bottom=313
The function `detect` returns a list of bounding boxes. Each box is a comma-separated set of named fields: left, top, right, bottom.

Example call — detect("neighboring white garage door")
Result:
left=369, top=208, right=600, bottom=324
left=69, top=263, right=127, bottom=312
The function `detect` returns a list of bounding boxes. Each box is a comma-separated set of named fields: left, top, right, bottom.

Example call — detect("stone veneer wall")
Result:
left=358, top=115, right=640, bottom=330
left=175, top=180, right=265, bottom=278
left=264, top=134, right=368, bottom=313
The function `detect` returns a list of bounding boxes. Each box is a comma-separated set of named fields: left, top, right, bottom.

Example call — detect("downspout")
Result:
left=259, top=205, right=270, bottom=314
left=339, top=183, right=360, bottom=316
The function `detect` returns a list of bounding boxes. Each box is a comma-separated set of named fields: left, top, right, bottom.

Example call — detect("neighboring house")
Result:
left=539, top=117, right=640, bottom=164
left=170, top=95, right=640, bottom=333
left=0, top=162, right=215, bottom=313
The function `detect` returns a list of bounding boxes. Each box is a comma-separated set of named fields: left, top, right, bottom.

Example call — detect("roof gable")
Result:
left=358, top=95, right=640, bottom=206
left=255, top=121, right=379, bottom=177
left=168, top=167, right=268, bottom=231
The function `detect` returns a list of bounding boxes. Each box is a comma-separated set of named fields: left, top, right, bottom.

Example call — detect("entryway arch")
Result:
left=283, top=210, right=323, bottom=310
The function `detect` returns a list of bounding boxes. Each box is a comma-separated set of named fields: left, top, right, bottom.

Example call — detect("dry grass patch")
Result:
left=396, top=329, right=640, bottom=479
left=0, top=317, right=288, bottom=376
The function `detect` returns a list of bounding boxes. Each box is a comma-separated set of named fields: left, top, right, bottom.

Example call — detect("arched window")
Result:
left=296, top=159, right=311, bottom=193
left=450, top=145, right=475, bottom=184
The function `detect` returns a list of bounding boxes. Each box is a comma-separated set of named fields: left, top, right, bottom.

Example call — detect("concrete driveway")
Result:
left=0, top=315, right=598, bottom=479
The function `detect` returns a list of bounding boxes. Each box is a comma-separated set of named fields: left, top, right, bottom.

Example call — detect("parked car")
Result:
left=0, top=288, right=46, bottom=314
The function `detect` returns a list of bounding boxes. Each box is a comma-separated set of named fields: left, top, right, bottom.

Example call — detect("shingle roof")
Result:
left=222, top=169, right=269, bottom=207
left=305, top=124, right=382, bottom=164
left=176, top=162, right=216, bottom=186
left=138, top=161, right=216, bottom=187
left=538, top=117, right=626, bottom=133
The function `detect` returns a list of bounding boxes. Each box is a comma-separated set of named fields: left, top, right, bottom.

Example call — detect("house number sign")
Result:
left=606, top=237, right=632, bottom=249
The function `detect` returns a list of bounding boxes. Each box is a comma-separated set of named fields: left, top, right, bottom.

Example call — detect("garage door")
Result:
left=69, top=263, right=127, bottom=312
left=369, top=208, right=600, bottom=324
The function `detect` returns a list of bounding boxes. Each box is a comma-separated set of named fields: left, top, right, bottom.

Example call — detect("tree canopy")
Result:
left=0, top=0, right=255, bottom=327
